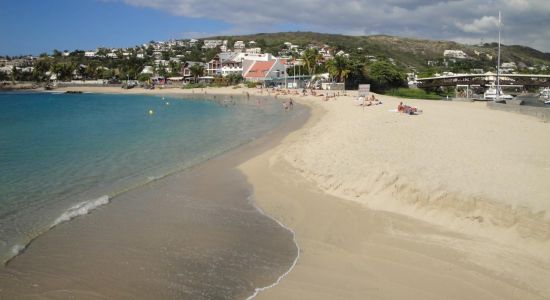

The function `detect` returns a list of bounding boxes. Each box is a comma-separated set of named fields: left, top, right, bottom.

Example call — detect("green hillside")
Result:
left=208, top=31, right=550, bottom=71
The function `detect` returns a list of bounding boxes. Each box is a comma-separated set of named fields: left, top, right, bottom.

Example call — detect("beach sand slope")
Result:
left=240, top=93, right=550, bottom=299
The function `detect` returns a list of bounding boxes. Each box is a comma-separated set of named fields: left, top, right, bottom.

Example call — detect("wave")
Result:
left=52, top=195, right=110, bottom=227
left=9, top=244, right=26, bottom=257
left=3, top=196, right=110, bottom=265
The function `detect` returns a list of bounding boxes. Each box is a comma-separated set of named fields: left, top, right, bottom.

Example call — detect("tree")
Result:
left=189, top=64, right=205, bottom=82
left=326, top=55, right=351, bottom=83
left=301, top=48, right=322, bottom=76
left=226, top=73, right=243, bottom=85
left=32, top=59, right=51, bottom=82
left=363, top=60, right=406, bottom=92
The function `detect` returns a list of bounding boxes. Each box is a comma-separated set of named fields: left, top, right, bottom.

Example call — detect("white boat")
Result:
left=483, top=83, right=513, bottom=100
left=540, top=87, right=550, bottom=100
left=487, top=11, right=514, bottom=102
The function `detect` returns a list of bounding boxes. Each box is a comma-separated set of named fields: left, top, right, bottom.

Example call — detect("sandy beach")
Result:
left=8, top=85, right=550, bottom=299
left=237, top=89, right=550, bottom=299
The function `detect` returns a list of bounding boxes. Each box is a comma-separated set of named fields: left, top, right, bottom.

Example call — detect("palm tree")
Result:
left=326, top=55, right=351, bottom=83
left=189, top=64, right=205, bottom=83
left=301, top=48, right=322, bottom=76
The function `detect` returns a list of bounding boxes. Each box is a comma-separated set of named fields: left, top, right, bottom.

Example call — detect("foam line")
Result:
left=52, top=195, right=110, bottom=227
left=246, top=196, right=300, bottom=300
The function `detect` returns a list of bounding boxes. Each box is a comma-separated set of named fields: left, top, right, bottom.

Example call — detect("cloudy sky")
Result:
left=1, top=0, right=549, bottom=55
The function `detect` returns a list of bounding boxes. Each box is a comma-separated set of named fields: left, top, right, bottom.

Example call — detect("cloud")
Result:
left=456, top=16, right=499, bottom=33
left=116, top=0, right=550, bottom=52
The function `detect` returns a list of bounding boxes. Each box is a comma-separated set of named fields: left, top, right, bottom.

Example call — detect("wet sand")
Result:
left=0, top=93, right=309, bottom=299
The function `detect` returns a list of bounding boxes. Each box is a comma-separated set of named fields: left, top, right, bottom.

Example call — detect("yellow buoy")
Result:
left=148, top=109, right=154, bottom=115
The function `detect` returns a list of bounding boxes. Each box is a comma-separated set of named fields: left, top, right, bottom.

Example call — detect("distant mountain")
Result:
left=207, top=32, right=550, bottom=70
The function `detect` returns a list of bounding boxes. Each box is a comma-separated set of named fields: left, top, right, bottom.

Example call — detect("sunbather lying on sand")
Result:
left=397, top=102, right=421, bottom=114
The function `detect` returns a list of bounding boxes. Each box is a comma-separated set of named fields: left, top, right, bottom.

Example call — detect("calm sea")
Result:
left=0, top=91, right=288, bottom=264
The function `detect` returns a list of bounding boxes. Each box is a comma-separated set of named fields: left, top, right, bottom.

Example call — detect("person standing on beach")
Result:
left=289, top=98, right=294, bottom=110
left=283, top=102, right=289, bottom=111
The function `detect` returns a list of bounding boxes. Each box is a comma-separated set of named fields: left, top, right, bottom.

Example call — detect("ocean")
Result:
left=0, top=91, right=293, bottom=266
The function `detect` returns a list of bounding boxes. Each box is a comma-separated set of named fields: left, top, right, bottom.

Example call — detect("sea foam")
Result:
left=52, top=195, right=110, bottom=227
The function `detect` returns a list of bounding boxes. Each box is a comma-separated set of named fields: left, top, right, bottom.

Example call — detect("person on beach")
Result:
left=289, top=98, right=294, bottom=109
left=398, top=101, right=419, bottom=114
left=398, top=101, right=404, bottom=112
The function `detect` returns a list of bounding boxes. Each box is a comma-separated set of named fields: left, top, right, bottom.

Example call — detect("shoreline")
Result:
left=0, top=88, right=309, bottom=299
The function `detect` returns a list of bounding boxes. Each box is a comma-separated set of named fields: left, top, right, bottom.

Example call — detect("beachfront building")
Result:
left=206, top=52, right=234, bottom=76
left=84, top=51, right=97, bottom=58
left=243, top=57, right=288, bottom=84
left=207, top=52, right=275, bottom=77
left=181, top=61, right=206, bottom=82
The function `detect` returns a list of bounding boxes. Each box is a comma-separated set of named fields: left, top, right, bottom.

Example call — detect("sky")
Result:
left=1, top=0, right=549, bottom=56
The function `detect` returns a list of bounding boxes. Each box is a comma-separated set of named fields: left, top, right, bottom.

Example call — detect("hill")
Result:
left=208, top=32, right=550, bottom=71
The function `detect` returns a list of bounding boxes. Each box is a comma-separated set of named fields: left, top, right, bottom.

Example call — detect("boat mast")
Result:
left=496, top=10, right=501, bottom=101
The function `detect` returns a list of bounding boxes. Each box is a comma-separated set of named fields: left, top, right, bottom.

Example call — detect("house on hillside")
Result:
left=141, top=66, right=154, bottom=75
left=501, top=62, right=517, bottom=73
left=203, top=40, right=224, bottom=49
left=443, top=50, right=467, bottom=59
left=234, top=41, right=246, bottom=52
left=246, top=48, right=262, bottom=54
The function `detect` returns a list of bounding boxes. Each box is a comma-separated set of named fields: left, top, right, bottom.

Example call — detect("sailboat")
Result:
left=484, top=82, right=513, bottom=100
left=485, top=11, right=514, bottom=102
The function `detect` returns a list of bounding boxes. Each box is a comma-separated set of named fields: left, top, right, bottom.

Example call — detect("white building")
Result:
left=443, top=50, right=467, bottom=59
left=141, top=66, right=154, bottom=74
left=84, top=51, right=97, bottom=58
left=234, top=41, right=246, bottom=52
left=203, top=40, right=224, bottom=49
left=245, top=47, right=262, bottom=54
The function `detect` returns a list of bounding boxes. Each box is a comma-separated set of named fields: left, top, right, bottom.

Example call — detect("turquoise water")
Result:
left=0, top=92, right=287, bottom=263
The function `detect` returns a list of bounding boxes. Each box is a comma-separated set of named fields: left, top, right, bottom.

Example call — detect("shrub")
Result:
left=183, top=83, right=207, bottom=89
left=387, top=88, right=441, bottom=100
left=246, top=81, right=258, bottom=88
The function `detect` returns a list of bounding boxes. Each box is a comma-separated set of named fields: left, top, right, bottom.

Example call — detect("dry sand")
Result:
left=54, top=86, right=550, bottom=298
left=238, top=91, right=550, bottom=299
